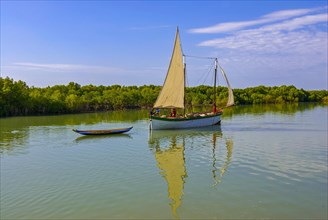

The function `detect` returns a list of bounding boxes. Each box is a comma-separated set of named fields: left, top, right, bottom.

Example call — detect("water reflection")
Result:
left=149, top=126, right=233, bottom=218
left=222, top=102, right=321, bottom=118
left=152, top=134, right=186, bottom=218
left=1, top=103, right=323, bottom=155
left=212, top=136, right=233, bottom=186
left=74, top=133, right=132, bottom=143
left=0, top=110, right=147, bottom=155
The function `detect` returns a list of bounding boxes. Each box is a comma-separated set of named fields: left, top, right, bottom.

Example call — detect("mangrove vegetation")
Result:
left=1, top=77, right=327, bottom=117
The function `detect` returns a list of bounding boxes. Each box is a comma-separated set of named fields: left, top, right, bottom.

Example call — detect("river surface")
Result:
left=1, top=104, right=327, bottom=219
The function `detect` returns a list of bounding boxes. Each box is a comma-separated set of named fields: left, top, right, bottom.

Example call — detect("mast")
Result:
left=183, top=55, right=186, bottom=117
left=213, top=58, right=218, bottom=111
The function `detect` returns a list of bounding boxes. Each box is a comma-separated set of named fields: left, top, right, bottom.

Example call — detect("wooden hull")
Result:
left=150, top=113, right=221, bottom=130
left=73, top=126, right=133, bottom=135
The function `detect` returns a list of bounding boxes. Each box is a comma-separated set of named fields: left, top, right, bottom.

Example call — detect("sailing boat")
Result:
left=149, top=28, right=234, bottom=130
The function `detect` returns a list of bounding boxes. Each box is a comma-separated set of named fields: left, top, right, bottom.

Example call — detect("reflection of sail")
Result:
left=148, top=126, right=227, bottom=218
left=155, top=138, right=186, bottom=218
left=212, top=134, right=233, bottom=186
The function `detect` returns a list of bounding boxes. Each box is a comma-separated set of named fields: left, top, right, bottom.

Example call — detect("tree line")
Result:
left=1, top=77, right=327, bottom=117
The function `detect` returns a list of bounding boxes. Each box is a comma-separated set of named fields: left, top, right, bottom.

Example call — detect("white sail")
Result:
left=153, top=28, right=184, bottom=109
left=219, top=65, right=234, bottom=107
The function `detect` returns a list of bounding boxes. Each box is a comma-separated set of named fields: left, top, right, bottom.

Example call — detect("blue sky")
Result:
left=1, top=1, right=327, bottom=89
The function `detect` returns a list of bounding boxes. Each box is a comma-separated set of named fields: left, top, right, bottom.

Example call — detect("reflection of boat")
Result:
left=74, top=133, right=132, bottom=143
left=149, top=127, right=232, bottom=218
left=72, top=126, right=133, bottom=135
left=154, top=136, right=186, bottom=218
left=212, top=137, right=233, bottom=186
left=150, top=28, right=234, bottom=130
left=149, top=125, right=222, bottom=143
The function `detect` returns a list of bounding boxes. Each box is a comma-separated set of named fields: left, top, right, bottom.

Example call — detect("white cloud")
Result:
left=12, top=62, right=123, bottom=73
left=189, top=6, right=326, bottom=34
left=189, top=20, right=268, bottom=34
left=192, top=7, right=327, bottom=57
left=262, top=8, right=319, bottom=20
left=197, top=28, right=327, bottom=76
left=188, top=6, right=328, bottom=89
left=198, top=27, right=327, bottom=55
left=196, top=13, right=327, bottom=63
left=1, top=62, right=166, bottom=87
left=129, top=25, right=172, bottom=31
left=260, top=13, right=327, bottom=32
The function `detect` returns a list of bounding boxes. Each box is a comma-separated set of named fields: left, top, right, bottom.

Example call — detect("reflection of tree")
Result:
left=0, top=130, right=28, bottom=155
left=0, top=110, right=146, bottom=155
left=222, top=103, right=319, bottom=118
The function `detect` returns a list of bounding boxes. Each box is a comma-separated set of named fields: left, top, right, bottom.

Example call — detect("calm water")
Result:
left=1, top=104, right=327, bottom=219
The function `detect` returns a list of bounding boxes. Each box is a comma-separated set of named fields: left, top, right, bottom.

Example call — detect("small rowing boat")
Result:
left=73, top=126, right=133, bottom=135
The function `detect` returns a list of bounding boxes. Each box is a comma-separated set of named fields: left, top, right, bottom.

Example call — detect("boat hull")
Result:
left=150, top=114, right=221, bottom=130
left=73, top=126, right=133, bottom=135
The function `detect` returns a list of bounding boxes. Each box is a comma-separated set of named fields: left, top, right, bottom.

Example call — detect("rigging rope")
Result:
left=183, top=54, right=219, bottom=86
left=200, top=60, right=215, bottom=85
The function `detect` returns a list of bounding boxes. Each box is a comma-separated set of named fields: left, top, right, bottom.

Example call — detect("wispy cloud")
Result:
left=198, top=14, right=327, bottom=53
left=12, top=62, right=123, bottom=73
left=188, top=6, right=327, bottom=89
left=129, top=25, right=172, bottom=31
left=1, top=62, right=168, bottom=87
left=190, top=6, right=327, bottom=58
left=189, top=6, right=326, bottom=33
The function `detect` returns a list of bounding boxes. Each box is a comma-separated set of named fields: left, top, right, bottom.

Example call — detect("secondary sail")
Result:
left=153, top=28, right=185, bottom=109
left=219, top=65, right=234, bottom=107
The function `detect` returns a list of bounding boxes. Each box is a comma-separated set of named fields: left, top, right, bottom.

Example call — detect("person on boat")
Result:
left=212, top=103, right=217, bottom=113
left=171, top=108, right=177, bottom=117
left=149, top=109, right=155, bottom=117
left=156, top=108, right=160, bottom=115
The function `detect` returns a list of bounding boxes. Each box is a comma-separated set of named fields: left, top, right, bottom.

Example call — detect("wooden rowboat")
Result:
left=73, top=126, right=133, bottom=135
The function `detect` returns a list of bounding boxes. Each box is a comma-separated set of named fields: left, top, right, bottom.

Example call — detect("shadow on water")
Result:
left=148, top=125, right=233, bottom=218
